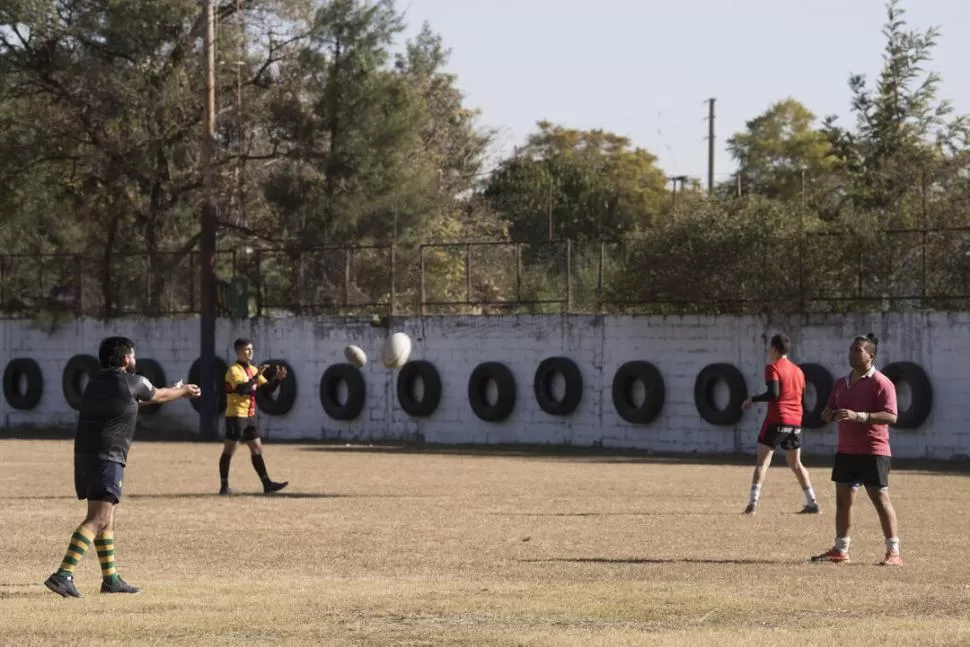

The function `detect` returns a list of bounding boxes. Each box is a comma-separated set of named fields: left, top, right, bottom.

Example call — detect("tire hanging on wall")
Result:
left=694, top=363, right=748, bottom=426
left=319, top=363, right=366, bottom=421
left=533, top=357, right=583, bottom=416
left=135, top=359, right=167, bottom=417
left=881, top=361, right=933, bottom=430
left=2, top=358, right=44, bottom=411
left=611, top=361, right=665, bottom=425
left=467, top=362, right=516, bottom=423
left=256, top=359, right=298, bottom=416
left=188, top=356, right=229, bottom=414
left=798, top=363, right=834, bottom=429
left=62, top=354, right=101, bottom=411
left=397, top=360, right=442, bottom=418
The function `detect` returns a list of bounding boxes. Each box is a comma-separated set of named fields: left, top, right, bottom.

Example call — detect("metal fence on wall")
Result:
left=4, top=227, right=970, bottom=318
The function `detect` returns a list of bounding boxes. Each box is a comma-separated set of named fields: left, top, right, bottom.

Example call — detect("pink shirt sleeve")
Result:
left=825, top=378, right=839, bottom=410
left=877, top=376, right=898, bottom=415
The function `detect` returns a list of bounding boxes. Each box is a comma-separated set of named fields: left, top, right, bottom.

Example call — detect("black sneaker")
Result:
left=798, top=502, right=821, bottom=514
left=44, top=573, right=82, bottom=598
left=743, top=503, right=757, bottom=515
left=101, top=577, right=142, bottom=594
left=219, top=484, right=232, bottom=496
left=263, top=480, right=288, bottom=494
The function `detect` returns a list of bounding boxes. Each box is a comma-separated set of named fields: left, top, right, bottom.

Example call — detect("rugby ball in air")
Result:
left=381, top=332, right=412, bottom=369
left=344, top=344, right=367, bottom=368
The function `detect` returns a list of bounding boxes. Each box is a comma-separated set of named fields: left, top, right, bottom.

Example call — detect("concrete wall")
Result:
left=0, top=313, right=963, bottom=459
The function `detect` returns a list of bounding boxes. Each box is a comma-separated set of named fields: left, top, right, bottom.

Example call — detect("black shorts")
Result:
left=74, top=457, right=125, bottom=504
left=831, top=453, right=891, bottom=489
left=225, top=416, right=260, bottom=442
left=758, top=423, right=802, bottom=451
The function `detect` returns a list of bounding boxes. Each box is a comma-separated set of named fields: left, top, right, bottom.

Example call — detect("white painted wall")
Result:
left=0, top=313, right=963, bottom=459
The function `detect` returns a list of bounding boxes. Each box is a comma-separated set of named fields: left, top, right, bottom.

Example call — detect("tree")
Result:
left=0, top=0, right=312, bottom=314
left=727, top=98, right=837, bottom=202
left=483, top=122, right=670, bottom=248
left=258, top=2, right=501, bottom=311
left=822, top=0, right=970, bottom=224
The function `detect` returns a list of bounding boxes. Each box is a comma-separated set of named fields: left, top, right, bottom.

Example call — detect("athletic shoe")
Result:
left=101, top=577, right=142, bottom=594
left=811, top=547, right=850, bottom=563
left=743, top=503, right=756, bottom=515
left=263, top=480, right=288, bottom=494
left=44, top=573, right=82, bottom=598
left=880, top=552, right=903, bottom=566
left=798, top=503, right=820, bottom=514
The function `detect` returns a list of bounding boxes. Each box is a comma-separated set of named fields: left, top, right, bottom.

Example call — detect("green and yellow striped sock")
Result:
left=95, top=530, right=120, bottom=585
left=55, top=525, right=95, bottom=577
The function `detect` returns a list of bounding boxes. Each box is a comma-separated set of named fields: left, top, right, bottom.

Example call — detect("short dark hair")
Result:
left=233, top=338, right=253, bottom=351
left=853, top=332, right=879, bottom=357
left=99, top=336, right=135, bottom=368
left=770, top=333, right=791, bottom=355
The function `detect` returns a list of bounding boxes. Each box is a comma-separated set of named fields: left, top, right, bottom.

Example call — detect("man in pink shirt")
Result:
left=811, top=333, right=902, bottom=566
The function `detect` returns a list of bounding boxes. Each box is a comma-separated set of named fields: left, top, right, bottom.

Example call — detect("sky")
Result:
left=396, top=0, right=970, bottom=184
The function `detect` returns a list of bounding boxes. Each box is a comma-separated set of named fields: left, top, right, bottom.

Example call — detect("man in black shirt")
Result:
left=44, top=337, right=201, bottom=598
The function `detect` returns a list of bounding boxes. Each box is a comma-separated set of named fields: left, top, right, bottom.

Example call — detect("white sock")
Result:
left=748, top=484, right=761, bottom=505
left=835, top=536, right=850, bottom=552
left=803, top=486, right=816, bottom=505
left=885, top=537, right=900, bottom=554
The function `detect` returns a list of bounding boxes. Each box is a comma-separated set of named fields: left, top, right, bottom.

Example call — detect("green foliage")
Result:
left=1, top=0, right=969, bottom=317
left=482, top=122, right=670, bottom=247
left=727, top=98, right=838, bottom=202
left=821, top=0, right=970, bottom=225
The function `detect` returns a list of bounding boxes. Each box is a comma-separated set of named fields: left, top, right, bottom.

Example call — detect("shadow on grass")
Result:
left=296, top=441, right=970, bottom=475
left=519, top=556, right=786, bottom=566
left=0, top=492, right=421, bottom=501
left=5, top=429, right=970, bottom=475
left=493, top=511, right=743, bottom=517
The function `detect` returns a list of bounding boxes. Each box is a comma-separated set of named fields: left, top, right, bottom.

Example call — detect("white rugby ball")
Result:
left=344, top=344, right=367, bottom=368
left=381, top=332, right=412, bottom=369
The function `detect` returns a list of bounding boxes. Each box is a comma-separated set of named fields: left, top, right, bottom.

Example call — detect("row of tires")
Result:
left=1, top=355, right=934, bottom=429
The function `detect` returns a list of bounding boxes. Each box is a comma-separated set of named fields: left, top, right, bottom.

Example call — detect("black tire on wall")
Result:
left=397, top=360, right=442, bottom=418
left=611, top=361, right=665, bottom=425
left=2, top=358, right=44, bottom=411
left=256, top=360, right=298, bottom=416
left=319, top=363, right=366, bottom=421
left=881, top=361, right=933, bottom=430
left=694, top=363, right=748, bottom=426
left=188, top=357, right=229, bottom=414
left=62, top=354, right=101, bottom=411
left=533, top=357, right=583, bottom=416
left=798, top=363, right=834, bottom=429
left=135, top=359, right=167, bottom=417
left=468, top=362, right=516, bottom=423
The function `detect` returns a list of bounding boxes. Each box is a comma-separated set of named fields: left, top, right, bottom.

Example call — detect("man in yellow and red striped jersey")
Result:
left=218, top=337, right=289, bottom=496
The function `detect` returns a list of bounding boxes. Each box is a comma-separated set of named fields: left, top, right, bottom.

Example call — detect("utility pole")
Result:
left=199, top=0, right=218, bottom=442
left=669, top=175, right=688, bottom=212
left=707, top=97, right=716, bottom=196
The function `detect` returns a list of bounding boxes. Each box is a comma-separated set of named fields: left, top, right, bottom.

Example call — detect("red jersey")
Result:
left=825, top=368, right=897, bottom=456
left=764, top=357, right=804, bottom=427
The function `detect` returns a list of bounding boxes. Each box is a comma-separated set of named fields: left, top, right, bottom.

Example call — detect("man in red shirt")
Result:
left=811, top=333, right=902, bottom=566
left=741, top=333, right=819, bottom=515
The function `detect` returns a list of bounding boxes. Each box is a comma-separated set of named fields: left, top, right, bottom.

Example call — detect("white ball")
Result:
left=381, top=332, right=412, bottom=369
left=344, top=344, right=367, bottom=368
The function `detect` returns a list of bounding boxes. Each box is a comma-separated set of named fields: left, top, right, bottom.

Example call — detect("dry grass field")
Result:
left=2, top=439, right=970, bottom=646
